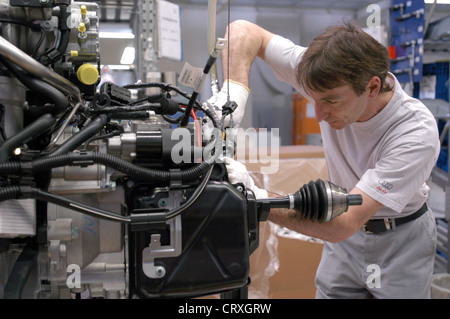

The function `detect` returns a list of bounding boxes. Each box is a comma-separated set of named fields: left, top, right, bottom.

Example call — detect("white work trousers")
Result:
left=315, top=209, right=437, bottom=299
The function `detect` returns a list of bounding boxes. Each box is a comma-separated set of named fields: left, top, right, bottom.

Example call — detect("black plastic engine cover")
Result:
left=128, top=181, right=250, bottom=298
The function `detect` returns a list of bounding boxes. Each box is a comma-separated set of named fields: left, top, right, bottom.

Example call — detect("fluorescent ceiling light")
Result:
left=120, top=46, right=135, bottom=65
left=99, top=31, right=135, bottom=39
left=425, top=0, right=450, bottom=3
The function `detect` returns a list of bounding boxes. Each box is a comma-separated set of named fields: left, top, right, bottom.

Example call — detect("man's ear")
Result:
left=366, top=76, right=381, bottom=97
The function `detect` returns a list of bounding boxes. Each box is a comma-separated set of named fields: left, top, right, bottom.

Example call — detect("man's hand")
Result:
left=222, top=157, right=268, bottom=199
left=204, top=80, right=250, bottom=128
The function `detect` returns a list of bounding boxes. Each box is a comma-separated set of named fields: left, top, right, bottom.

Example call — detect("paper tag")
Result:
left=178, top=62, right=203, bottom=89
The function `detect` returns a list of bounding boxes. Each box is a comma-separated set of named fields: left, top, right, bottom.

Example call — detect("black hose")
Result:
left=0, top=113, right=56, bottom=163
left=0, top=162, right=21, bottom=175
left=0, top=163, right=211, bottom=224
left=89, top=103, right=161, bottom=114
left=30, top=187, right=131, bottom=223
left=165, top=164, right=214, bottom=219
left=203, top=105, right=221, bottom=129
left=179, top=91, right=199, bottom=127
left=123, top=83, right=196, bottom=105
left=24, top=79, right=68, bottom=117
left=0, top=166, right=210, bottom=224
left=0, top=56, right=68, bottom=116
left=0, top=151, right=211, bottom=183
left=122, top=82, right=220, bottom=128
left=0, top=185, right=131, bottom=223
left=0, top=185, right=21, bottom=201
left=0, top=152, right=212, bottom=183
left=43, top=4, right=71, bottom=64
left=48, top=114, right=108, bottom=156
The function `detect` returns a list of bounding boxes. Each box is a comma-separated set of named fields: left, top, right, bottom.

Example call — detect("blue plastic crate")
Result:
left=437, top=119, right=448, bottom=146
left=437, top=148, right=448, bottom=172
left=423, top=62, right=449, bottom=101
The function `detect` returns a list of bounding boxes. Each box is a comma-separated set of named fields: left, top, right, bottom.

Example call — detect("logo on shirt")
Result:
left=377, top=180, right=393, bottom=194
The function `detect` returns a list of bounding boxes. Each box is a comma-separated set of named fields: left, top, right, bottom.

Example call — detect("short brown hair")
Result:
left=297, top=22, right=392, bottom=96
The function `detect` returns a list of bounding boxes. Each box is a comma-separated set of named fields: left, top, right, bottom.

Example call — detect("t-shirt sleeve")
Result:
left=356, top=133, right=440, bottom=213
left=264, top=35, right=307, bottom=95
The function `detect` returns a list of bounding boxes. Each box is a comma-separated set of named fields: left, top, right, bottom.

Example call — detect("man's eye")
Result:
left=327, top=100, right=337, bottom=105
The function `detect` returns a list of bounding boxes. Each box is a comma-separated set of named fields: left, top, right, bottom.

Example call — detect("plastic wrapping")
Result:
left=246, top=155, right=328, bottom=299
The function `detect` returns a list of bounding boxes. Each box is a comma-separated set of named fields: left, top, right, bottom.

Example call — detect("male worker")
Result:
left=208, top=20, right=440, bottom=298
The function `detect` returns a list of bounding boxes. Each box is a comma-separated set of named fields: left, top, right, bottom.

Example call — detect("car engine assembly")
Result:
left=0, top=1, right=362, bottom=299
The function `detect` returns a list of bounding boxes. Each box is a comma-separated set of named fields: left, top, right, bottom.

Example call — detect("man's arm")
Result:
left=268, top=187, right=383, bottom=243
left=222, top=20, right=275, bottom=86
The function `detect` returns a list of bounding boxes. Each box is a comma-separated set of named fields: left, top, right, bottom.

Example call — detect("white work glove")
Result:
left=222, top=157, right=268, bottom=199
left=203, top=80, right=250, bottom=131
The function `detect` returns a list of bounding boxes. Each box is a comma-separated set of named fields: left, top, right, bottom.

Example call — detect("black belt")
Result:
left=362, top=203, right=428, bottom=234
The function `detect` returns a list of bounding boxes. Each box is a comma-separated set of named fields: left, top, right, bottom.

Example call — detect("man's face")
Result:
left=308, top=84, right=370, bottom=130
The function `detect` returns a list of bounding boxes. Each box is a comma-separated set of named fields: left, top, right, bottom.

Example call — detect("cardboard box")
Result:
left=245, top=146, right=327, bottom=299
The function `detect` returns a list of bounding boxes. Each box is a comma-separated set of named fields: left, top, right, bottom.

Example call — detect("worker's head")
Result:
left=297, top=22, right=393, bottom=129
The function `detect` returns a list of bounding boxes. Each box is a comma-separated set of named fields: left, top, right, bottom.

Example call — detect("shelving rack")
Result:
left=395, top=0, right=450, bottom=274
left=422, top=98, right=450, bottom=273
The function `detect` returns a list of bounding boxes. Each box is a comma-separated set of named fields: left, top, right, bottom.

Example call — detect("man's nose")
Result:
left=314, top=101, right=329, bottom=122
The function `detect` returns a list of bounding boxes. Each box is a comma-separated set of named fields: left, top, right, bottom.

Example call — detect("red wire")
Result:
left=191, top=109, right=202, bottom=148
left=179, top=104, right=202, bottom=148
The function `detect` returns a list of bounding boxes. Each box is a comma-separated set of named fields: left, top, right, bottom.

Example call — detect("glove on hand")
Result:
left=222, top=157, right=268, bottom=199
left=204, top=80, right=250, bottom=129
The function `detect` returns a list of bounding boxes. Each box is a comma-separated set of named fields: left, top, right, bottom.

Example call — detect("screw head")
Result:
left=155, top=266, right=166, bottom=277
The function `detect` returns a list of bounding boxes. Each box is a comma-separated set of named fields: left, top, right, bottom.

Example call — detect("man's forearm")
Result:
left=267, top=207, right=348, bottom=243
left=222, top=20, right=275, bottom=86
left=267, top=187, right=383, bottom=243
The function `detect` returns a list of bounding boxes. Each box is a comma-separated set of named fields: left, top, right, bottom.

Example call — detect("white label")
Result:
left=178, top=62, right=203, bottom=89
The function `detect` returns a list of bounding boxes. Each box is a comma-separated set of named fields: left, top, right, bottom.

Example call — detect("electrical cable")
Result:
left=47, top=114, right=108, bottom=156
left=0, top=151, right=214, bottom=184
left=123, top=82, right=221, bottom=129
left=0, top=113, right=56, bottom=163
left=179, top=104, right=202, bottom=148
left=164, top=164, right=214, bottom=220
left=179, top=38, right=227, bottom=127
left=0, top=161, right=214, bottom=225
left=45, top=101, right=82, bottom=152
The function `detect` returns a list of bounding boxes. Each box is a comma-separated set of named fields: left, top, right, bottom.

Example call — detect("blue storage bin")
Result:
left=420, top=62, right=449, bottom=101
left=437, top=148, right=448, bottom=172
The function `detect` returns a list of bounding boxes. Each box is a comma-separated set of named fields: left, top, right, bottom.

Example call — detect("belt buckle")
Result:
left=361, top=224, right=373, bottom=234
left=384, top=218, right=396, bottom=231
left=362, top=218, right=396, bottom=234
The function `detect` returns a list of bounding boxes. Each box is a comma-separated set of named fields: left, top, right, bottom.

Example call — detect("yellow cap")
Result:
left=70, top=50, right=78, bottom=57
left=81, top=5, right=87, bottom=15
left=78, top=22, right=86, bottom=33
left=77, top=63, right=98, bottom=85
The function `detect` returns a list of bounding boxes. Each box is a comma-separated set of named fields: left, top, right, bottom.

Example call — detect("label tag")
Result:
left=178, top=62, right=203, bottom=89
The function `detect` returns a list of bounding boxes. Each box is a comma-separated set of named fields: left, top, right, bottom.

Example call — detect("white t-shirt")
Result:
left=264, top=35, right=441, bottom=218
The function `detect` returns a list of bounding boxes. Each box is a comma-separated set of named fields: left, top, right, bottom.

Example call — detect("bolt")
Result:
left=158, top=198, right=167, bottom=207
left=155, top=266, right=165, bottom=277
left=40, top=0, right=49, bottom=5
left=42, top=21, right=52, bottom=31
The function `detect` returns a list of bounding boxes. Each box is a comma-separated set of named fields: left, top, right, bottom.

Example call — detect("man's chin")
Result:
left=327, top=121, right=345, bottom=130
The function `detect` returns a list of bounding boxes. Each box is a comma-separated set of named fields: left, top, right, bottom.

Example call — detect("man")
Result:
left=211, top=20, right=440, bottom=298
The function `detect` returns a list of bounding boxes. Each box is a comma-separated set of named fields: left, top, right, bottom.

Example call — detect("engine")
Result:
left=0, top=1, right=361, bottom=299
